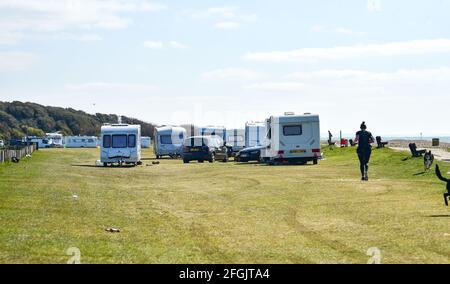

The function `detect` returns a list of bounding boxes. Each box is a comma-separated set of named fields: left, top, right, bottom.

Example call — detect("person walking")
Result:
left=354, top=122, right=374, bottom=181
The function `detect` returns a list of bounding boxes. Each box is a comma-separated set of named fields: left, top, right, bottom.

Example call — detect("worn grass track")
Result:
left=0, top=147, right=449, bottom=263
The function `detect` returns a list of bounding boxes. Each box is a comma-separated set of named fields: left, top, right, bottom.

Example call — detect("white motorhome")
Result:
left=261, top=113, right=321, bottom=165
left=225, top=128, right=245, bottom=155
left=64, top=136, right=98, bottom=148
left=45, top=132, right=64, bottom=148
left=154, top=126, right=186, bottom=159
left=100, top=124, right=141, bottom=166
left=141, top=136, right=151, bottom=148
left=245, top=122, right=266, bottom=148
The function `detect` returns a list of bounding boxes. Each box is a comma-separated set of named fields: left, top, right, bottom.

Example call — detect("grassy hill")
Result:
left=0, top=101, right=156, bottom=140
left=0, top=146, right=449, bottom=263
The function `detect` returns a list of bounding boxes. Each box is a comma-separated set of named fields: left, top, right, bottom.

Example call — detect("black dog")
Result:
left=436, top=165, right=450, bottom=206
left=424, top=151, right=434, bottom=171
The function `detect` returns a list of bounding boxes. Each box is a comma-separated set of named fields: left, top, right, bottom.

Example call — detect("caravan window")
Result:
left=283, top=125, right=302, bottom=136
left=128, top=135, right=136, bottom=148
left=103, top=135, right=111, bottom=148
left=112, top=135, right=127, bottom=148
left=160, top=135, right=172, bottom=144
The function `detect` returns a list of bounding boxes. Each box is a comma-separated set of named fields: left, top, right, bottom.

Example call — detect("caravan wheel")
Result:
left=313, top=159, right=318, bottom=165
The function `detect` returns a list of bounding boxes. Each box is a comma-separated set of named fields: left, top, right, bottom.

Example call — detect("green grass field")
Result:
left=1, top=147, right=450, bottom=264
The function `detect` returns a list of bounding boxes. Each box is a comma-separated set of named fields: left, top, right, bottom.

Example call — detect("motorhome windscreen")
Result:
left=103, top=135, right=111, bottom=148
left=128, top=135, right=136, bottom=148
left=112, top=135, right=127, bottom=148
left=160, top=135, right=172, bottom=144
left=283, top=125, right=302, bottom=136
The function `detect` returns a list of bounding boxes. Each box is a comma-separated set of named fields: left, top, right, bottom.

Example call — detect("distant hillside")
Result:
left=0, top=101, right=156, bottom=140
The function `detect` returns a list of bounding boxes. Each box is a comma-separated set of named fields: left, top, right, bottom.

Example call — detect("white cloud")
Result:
left=0, top=31, right=23, bottom=45
left=189, top=6, right=256, bottom=30
left=244, top=39, right=450, bottom=62
left=144, top=40, right=188, bottom=49
left=202, top=68, right=261, bottom=81
left=311, top=25, right=367, bottom=36
left=144, top=40, right=163, bottom=49
left=65, top=82, right=158, bottom=93
left=245, top=82, right=305, bottom=92
left=215, top=21, right=240, bottom=30
left=0, top=0, right=167, bottom=44
left=0, top=51, right=38, bottom=72
left=168, top=40, right=188, bottom=49
left=190, top=6, right=237, bottom=19
left=286, top=68, right=450, bottom=85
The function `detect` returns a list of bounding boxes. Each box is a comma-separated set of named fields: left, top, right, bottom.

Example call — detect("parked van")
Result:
left=64, top=136, right=98, bottom=148
left=182, top=136, right=228, bottom=163
left=261, top=113, right=321, bottom=165
left=154, top=126, right=186, bottom=159
left=225, top=128, right=245, bottom=155
left=100, top=124, right=141, bottom=166
left=245, top=122, right=266, bottom=148
left=141, top=136, right=151, bottom=148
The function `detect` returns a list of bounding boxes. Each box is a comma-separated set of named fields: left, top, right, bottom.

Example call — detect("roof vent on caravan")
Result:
left=304, top=112, right=311, bottom=115
left=284, top=112, right=295, bottom=116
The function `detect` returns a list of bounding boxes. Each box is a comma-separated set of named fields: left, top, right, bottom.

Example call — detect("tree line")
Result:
left=0, top=101, right=156, bottom=141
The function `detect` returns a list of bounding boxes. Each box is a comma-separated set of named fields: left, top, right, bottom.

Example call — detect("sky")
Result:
left=0, top=0, right=449, bottom=137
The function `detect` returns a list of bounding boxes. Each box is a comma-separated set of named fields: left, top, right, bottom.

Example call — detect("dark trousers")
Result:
left=357, top=149, right=372, bottom=177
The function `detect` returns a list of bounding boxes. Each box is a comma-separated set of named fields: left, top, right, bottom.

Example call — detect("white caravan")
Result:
left=225, top=128, right=245, bottom=155
left=0, top=139, right=4, bottom=148
left=45, top=132, right=64, bottom=148
left=261, top=113, right=321, bottom=165
left=154, top=126, right=186, bottom=159
left=245, top=122, right=266, bottom=148
left=100, top=124, right=141, bottom=166
left=200, top=126, right=226, bottom=141
left=141, top=136, right=151, bottom=148
left=64, top=136, right=98, bottom=148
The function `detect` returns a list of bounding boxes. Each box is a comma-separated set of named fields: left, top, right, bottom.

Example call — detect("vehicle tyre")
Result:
left=199, top=160, right=204, bottom=163
left=313, top=159, right=318, bottom=165
left=103, top=162, right=108, bottom=167
left=209, top=153, right=215, bottom=163
left=183, top=159, right=189, bottom=164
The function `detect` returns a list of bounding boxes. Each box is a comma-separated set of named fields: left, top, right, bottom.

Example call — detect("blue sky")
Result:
left=1, top=0, right=449, bottom=136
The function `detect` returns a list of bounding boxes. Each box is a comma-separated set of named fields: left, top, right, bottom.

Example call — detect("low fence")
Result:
left=0, top=144, right=37, bottom=163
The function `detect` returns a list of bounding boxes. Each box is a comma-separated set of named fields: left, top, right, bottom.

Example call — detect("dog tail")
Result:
left=436, top=165, right=449, bottom=182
